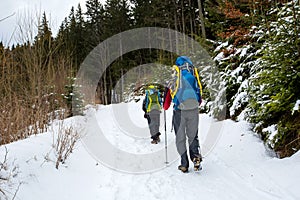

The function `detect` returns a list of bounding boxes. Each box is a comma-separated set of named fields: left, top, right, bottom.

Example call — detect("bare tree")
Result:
left=0, top=9, right=73, bottom=145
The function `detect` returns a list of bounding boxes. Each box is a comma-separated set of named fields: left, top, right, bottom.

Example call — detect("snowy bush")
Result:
left=0, top=147, right=21, bottom=200
left=211, top=1, right=300, bottom=157
left=211, top=30, right=256, bottom=120
left=51, top=122, right=80, bottom=169
left=247, top=1, right=300, bottom=157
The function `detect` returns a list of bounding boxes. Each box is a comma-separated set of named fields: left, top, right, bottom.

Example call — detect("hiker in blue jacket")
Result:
left=163, top=56, right=203, bottom=173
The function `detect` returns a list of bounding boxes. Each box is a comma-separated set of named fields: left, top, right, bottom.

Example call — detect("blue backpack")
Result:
left=170, top=56, right=202, bottom=110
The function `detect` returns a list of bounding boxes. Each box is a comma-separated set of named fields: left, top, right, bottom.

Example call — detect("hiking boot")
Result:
left=156, top=136, right=160, bottom=142
left=151, top=133, right=161, bottom=144
left=151, top=139, right=158, bottom=144
left=193, top=157, right=202, bottom=171
left=151, top=136, right=160, bottom=144
left=178, top=165, right=189, bottom=173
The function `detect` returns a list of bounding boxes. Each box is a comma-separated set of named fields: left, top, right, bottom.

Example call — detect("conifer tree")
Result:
left=74, top=4, right=87, bottom=66
left=248, top=1, right=300, bottom=157
left=85, top=0, right=105, bottom=47
left=103, top=0, right=132, bottom=38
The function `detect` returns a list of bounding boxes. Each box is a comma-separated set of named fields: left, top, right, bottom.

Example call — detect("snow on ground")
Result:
left=1, top=100, right=300, bottom=200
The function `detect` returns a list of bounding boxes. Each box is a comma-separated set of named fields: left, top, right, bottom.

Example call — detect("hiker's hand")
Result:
left=144, top=113, right=148, bottom=118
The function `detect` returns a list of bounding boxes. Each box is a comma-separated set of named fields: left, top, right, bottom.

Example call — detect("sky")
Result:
left=0, top=0, right=106, bottom=47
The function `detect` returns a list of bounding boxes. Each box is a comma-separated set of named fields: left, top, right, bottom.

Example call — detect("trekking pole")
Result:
left=171, top=116, right=174, bottom=133
left=164, top=110, right=169, bottom=165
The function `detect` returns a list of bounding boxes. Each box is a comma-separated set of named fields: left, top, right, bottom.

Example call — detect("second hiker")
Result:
left=142, top=85, right=162, bottom=144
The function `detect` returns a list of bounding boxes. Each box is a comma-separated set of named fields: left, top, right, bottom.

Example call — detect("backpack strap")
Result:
left=170, top=65, right=180, bottom=99
left=147, top=91, right=153, bottom=112
left=194, top=68, right=203, bottom=96
left=146, top=88, right=161, bottom=112
left=145, top=90, right=149, bottom=112
left=170, top=64, right=203, bottom=99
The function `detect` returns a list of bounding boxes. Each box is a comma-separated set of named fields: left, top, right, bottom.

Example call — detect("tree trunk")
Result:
left=198, top=0, right=206, bottom=39
left=103, top=71, right=107, bottom=105
left=181, top=0, right=186, bottom=51
left=107, top=70, right=112, bottom=104
left=173, top=0, right=179, bottom=53
left=121, top=68, right=124, bottom=102
left=189, top=0, right=195, bottom=51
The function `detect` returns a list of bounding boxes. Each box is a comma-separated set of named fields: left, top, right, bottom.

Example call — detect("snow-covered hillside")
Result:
left=1, top=100, right=300, bottom=200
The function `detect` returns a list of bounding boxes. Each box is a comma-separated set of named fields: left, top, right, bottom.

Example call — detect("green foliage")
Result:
left=247, top=1, right=300, bottom=157
left=210, top=2, right=300, bottom=158
left=103, top=0, right=132, bottom=38
left=84, top=0, right=106, bottom=47
left=273, top=112, right=300, bottom=157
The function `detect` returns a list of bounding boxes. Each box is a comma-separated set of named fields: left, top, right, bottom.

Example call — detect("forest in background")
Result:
left=0, top=0, right=299, bottom=158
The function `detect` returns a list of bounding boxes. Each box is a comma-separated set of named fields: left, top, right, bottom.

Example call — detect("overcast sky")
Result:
left=0, top=0, right=105, bottom=47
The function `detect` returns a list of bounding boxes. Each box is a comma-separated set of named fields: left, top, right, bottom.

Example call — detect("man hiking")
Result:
left=163, top=56, right=203, bottom=173
left=143, top=84, right=162, bottom=144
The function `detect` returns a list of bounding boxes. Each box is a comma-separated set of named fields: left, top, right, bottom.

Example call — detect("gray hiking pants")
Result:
left=147, top=109, right=161, bottom=138
left=173, top=108, right=201, bottom=168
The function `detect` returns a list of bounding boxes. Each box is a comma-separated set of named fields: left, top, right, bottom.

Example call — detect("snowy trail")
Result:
left=1, top=100, right=299, bottom=200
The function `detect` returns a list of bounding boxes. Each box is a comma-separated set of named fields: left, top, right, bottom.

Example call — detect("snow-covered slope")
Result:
left=1, top=100, right=299, bottom=200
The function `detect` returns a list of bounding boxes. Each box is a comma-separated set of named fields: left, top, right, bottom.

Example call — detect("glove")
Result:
left=144, top=113, right=148, bottom=118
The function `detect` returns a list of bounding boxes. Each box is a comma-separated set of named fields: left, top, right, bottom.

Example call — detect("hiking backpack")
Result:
left=143, top=86, right=162, bottom=112
left=170, top=56, right=202, bottom=110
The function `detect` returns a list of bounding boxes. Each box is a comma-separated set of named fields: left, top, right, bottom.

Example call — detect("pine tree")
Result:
left=55, top=17, right=69, bottom=56
left=103, top=0, right=132, bottom=38
left=56, top=5, right=87, bottom=68
left=34, top=12, right=53, bottom=68
left=248, top=1, right=300, bottom=157
left=35, top=12, right=53, bottom=46
left=74, top=4, right=87, bottom=66
left=85, top=0, right=105, bottom=47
